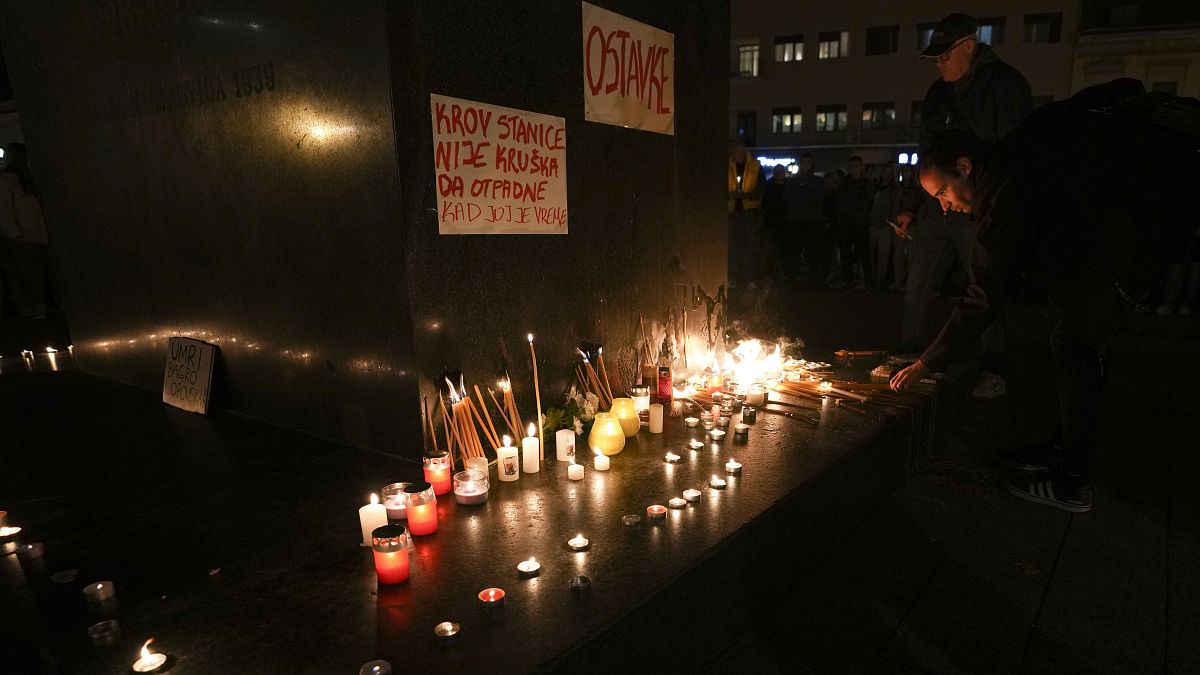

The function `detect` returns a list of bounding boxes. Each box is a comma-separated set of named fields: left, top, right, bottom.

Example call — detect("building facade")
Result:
left=1073, top=1, right=1200, bottom=97
left=730, top=0, right=1079, bottom=171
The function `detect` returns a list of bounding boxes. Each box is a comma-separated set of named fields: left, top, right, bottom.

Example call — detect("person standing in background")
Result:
left=903, top=13, right=1032, bottom=398
left=782, top=154, right=826, bottom=283
left=761, top=164, right=789, bottom=283
left=869, top=162, right=898, bottom=287
left=834, top=156, right=874, bottom=289
left=728, top=138, right=764, bottom=291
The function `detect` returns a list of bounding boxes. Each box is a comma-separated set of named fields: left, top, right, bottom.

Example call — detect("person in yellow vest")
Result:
left=728, top=138, right=765, bottom=290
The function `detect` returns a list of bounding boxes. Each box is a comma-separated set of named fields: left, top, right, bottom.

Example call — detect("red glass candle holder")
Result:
left=423, top=451, right=453, bottom=495
left=404, top=482, right=438, bottom=536
left=371, top=525, right=410, bottom=585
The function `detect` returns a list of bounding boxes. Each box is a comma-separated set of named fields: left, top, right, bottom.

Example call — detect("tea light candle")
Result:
left=371, top=525, right=410, bottom=584
left=683, top=488, right=702, bottom=503
left=517, top=558, right=541, bottom=577
left=434, top=622, right=460, bottom=642
left=567, top=533, right=590, bottom=551
left=684, top=416, right=699, bottom=428
left=522, top=423, right=541, bottom=473
left=708, top=429, right=726, bottom=442
left=381, top=482, right=410, bottom=521
left=478, top=587, right=506, bottom=608
left=453, top=469, right=489, bottom=505
left=664, top=452, right=681, bottom=463
left=555, top=428, right=577, bottom=462
left=668, top=497, right=687, bottom=509
left=712, top=391, right=723, bottom=404
left=131, top=638, right=167, bottom=673
left=733, top=423, right=749, bottom=442
left=497, top=435, right=520, bottom=482
left=567, top=461, right=584, bottom=480
left=359, top=493, right=389, bottom=546
left=83, top=581, right=116, bottom=603
left=569, top=575, right=592, bottom=592
left=16, top=542, right=44, bottom=561
left=725, top=459, right=743, bottom=476
left=359, top=660, right=392, bottom=675
left=610, top=397, right=640, bottom=437
left=423, top=450, right=453, bottom=495
left=709, top=475, right=727, bottom=489
left=404, top=482, right=438, bottom=536
left=648, top=404, right=664, bottom=433
left=688, top=439, right=705, bottom=450
left=716, top=416, right=730, bottom=428
left=593, top=447, right=610, bottom=471
left=589, top=412, right=626, bottom=456
left=646, top=504, right=667, bottom=520
left=622, top=514, right=642, bottom=526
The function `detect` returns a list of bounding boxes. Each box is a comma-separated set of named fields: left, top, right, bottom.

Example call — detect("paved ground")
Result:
left=714, top=287, right=1200, bottom=673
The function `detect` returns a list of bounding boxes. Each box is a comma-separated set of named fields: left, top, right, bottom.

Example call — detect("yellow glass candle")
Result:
left=609, top=397, right=640, bottom=437
left=588, top=412, right=626, bottom=456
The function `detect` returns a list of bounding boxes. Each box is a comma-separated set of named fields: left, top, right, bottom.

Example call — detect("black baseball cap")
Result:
left=920, top=13, right=978, bottom=58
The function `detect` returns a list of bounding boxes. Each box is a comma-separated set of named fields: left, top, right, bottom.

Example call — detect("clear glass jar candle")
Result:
left=631, top=385, right=651, bottom=415
left=403, top=482, right=438, bottom=536
left=423, top=450, right=453, bottom=496
left=453, top=469, right=489, bottom=505
left=381, top=482, right=410, bottom=523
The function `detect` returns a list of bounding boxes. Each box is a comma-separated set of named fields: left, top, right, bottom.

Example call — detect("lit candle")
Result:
left=453, top=469, right=489, bottom=505
left=423, top=450, right=453, bottom=495
left=522, top=423, right=541, bottom=473
left=360, top=660, right=392, bottom=675
left=684, top=416, right=699, bottom=427
left=83, top=581, right=116, bottom=603
left=497, top=435, right=520, bottom=482
left=478, top=587, right=506, bottom=608
left=648, top=404, right=664, bottom=434
left=709, top=475, right=727, bottom=489
left=709, top=429, right=726, bottom=442
left=716, top=416, right=730, bottom=428
left=434, top=622, right=460, bottom=642
left=610, top=397, right=640, bottom=437
left=688, top=439, right=705, bottom=450
left=725, top=459, right=743, bottom=476
left=671, top=399, right=683, bottom=417
left=359, top=493, right=389, bottom=546
left=567, top=533, right=590, bottom=551
left=371, top=525, right=410, bottom=585
left=588, top=412, right=626, bottom=455
left=646, top=504, right=667, bottom=520
left=631, top=385, right=651, bottom=414
left=683, top=488, right=702, bottom=503
left=819, top=381, right=833, bottom=393
left=555, top=428, right=577, bottom=462
left=664, top=452, right=681, bottom=464
left=517, top=557, right=541, bottom=577
left=131, top=638, right=167, bottom=673
left=593, top=447, right=610, bottom=471
left=404, top=482, right=438, bottom=536
left=745, top=384, right=767, bottom=407
left=668, top=497, right=687, bottom=509
left=567, top=461, right=584, bottom=480
left=381, top=482, right=410, bottom=522
left=16, top=542, right=44, bottom=561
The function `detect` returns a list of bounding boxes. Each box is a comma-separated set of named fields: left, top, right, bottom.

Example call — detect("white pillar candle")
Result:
left=567, top=462, right=584, bottom=480
left=497, top=436, right=520, bottom=481
left=522, top=423, right=541, bottom=473
left=359, top=494, right=388, bottom=546
left=648, top=404, right=664, bottom=434
left=555, top=428, right=576, bottom=462
left=593, top=448, right=610, bottom=471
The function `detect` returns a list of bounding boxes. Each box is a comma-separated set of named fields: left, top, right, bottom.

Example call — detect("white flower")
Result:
left=585, top=392, right=599, bottom=406
left=573, top=417, right=583, bottom=434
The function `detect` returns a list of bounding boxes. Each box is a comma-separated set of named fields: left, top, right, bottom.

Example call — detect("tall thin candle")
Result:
left=528, top=334, right=544, bottom=460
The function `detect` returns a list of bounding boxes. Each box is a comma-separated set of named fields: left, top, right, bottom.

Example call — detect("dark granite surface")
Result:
left=0, top=371, right=928, bottom=673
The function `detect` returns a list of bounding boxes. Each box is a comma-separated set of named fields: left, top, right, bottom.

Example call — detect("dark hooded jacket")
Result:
left=921, top=43, right=1033, bottom=145
left=920, top=83, right=1200, bottom=372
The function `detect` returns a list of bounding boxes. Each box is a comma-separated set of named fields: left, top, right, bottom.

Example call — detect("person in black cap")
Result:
left=900, top=13, right=1032, bottom=400
left=889, top=80, right=1200, bottom=513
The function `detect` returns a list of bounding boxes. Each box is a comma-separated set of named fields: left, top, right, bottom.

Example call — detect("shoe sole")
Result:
left=1003, top=479, right=1091, bottom=513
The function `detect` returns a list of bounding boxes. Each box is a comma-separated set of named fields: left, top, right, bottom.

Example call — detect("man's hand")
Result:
left=890, top=359, right=930, bottom=391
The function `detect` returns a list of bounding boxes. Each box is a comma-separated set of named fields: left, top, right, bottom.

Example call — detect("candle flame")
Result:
left=576, top=348, right=590, bottom=363
left=370, top=493, right=379, bottom=505
left=819, top=381, right=833, bottom=392
left=497, top=378, right=511, bottom=392
left=527, top=333, right=534, bottom=343
left=502, top=434, right=512, bottom=447
left=140, top=638, right=155, bottom=659
left=593, top=447, right=601, bottom=456
left=526, top=422, right=536, bottom=437
left=528, top=557, right=537, bottom=564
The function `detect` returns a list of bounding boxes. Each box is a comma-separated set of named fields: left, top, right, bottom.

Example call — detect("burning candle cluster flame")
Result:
left=673, top=339, right=785, bottom=398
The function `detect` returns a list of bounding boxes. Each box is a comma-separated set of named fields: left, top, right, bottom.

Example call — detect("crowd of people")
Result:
left=729, top=12, right=1200, bottom=514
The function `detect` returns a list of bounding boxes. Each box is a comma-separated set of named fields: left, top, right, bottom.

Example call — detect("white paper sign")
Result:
left=431, top=93, right=568, bottom=235
left=162, top=337, right=215, bottom=414
left=582, top=2, right=675, bottom=135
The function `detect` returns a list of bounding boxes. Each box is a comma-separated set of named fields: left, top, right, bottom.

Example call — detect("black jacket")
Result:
left=921, top=84, right=1200, bottom=372
left=921, top=44, right=1032, bottom=145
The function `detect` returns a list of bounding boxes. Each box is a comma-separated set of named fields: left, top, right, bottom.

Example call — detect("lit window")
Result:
left=898, top=153, right=910, bottom=165
left=815, top=104, right=847, bottom=132
left=916, top=22, right=937, bottom=51
left=818, top=31, right=849, bottom=59
left=771, top=107, right=803, bottom=134
left=737, top=44, right=760, bottom=77
left=1024, top=12, right=1063, bottom=44
left=865, top=25, right=899, bottom=55
left=774, top=35, right=803, bottom=62
left=910, top=152, right=919, bottom=165
left=862, top=101, right=896, bottom=130
left=977, top=16, right=1006, bottom=46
